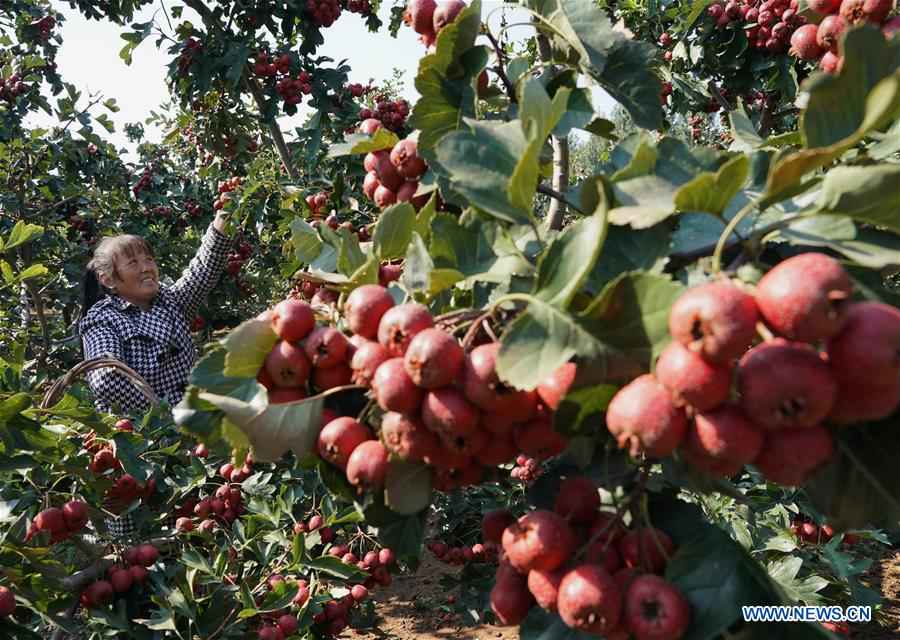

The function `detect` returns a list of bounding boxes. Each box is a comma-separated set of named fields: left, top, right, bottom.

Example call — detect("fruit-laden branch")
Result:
left=180, top=0, right=299, bottom=181
left=58, top=537, right=172, bottom=593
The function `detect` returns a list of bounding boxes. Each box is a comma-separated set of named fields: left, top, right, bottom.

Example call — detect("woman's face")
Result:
left=109, top=250, right=159, bottom=307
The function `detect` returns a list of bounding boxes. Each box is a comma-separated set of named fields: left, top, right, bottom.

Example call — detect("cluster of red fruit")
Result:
left=131, top=166, right=154, bottom=196
left=214, top=175, right=242, bottom=211
left=185, top=199, right=204, bottom=218
left=326, top=284, right=573, bottom=492
left=359, top=121, right=428, bottom=210
left=404, top=0, right=466, bottom=49
left=176, top=37, right=203, bottom=75
left=487, top=491, right=690, bottom=639
left=80, top=544, right=157, bottom=608
left=226, top=240, right=253, bottom=277
left=305, top=191, right=330, bottom=217
left=606, top=252, right=900, bottom=486
left=86, top=420, right=157, bottom=514
left=788, top=0, right=899, bottom=73
left=306, top=0, right=342, bottom=27
left=345, top=0, right=372, bottom=15
left=509, top=454, right=544, bottom=484
left=708, top=0, right=806, bottom=55
left=791, top=515, right=860, bottom=546
left=24, top=500, right=89, bottom=544
left=427, top=540, right=496, bottom=565
left=0, top=73, right=28, bottom=102
left=347, top=82, right=368, bottom=97
left=357, top=97, right=410, bottom=133
left=174, top=475, right=247, bottom=533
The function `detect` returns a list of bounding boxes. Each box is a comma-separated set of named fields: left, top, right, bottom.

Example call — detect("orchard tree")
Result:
left=2, top=0, right=900, bottom=638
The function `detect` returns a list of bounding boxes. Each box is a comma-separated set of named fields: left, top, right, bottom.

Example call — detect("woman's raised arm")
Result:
left=166, top=212, right=233, bottom=319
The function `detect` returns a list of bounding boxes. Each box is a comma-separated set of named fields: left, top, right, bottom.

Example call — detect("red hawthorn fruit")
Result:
left=82, top=580, right=114, bottom=607
left=462, top=343, right=539, bottom=421
left=808, top=0, right=841, bottom=14
left=585, top=541, right=623, bottom=575
left=129, top=565, right=149, bottom=584
left=176, top=517, right=194, bottom=533
left=681, top=405, right=764, bottom=477
left=820, top=51, right=843, bottom=74
left=816, top=15, right=845, bottom=54
left=513, top=416, right=568, bottom=460
left=885, top=16, right=900, bottom=36
left=372, top=357, right=425, bottom=413
left=655, top=341, right=732, bottom=412
left=277, top=613, right=299, bottom=635
left=193, top=443, right=209, bottom=458
left=491, top=565, right=535, bottom=625
left=136, top=543, right=159, bottom=567
left=478, top=432, right=518, bottom=466
left=272, top=299, right=315, bottom=342
left=623, top=575, right=691, bottom=640
left=380, top=547, right=396, bottom=566
left=755, top=253, right=852, bottom=342
left=827, top=302, right=900, bottom=386
left=114, top=418, right=134, bottom=432
left=303, top=326, right=349, bottom=369
left=827, top=378, right=900, bottom=424
left=0, top=586, right=15, bottom=617
left=390, top=139, right=427, bottom=179
left=737, top=340, right=837, bottom=430
left=29, top=507, right=68, bottom=541
left=312, top=363, right=352, bottom=391
left=346, top=440, right=390, bottom=490
left=396, top=180, right=426, bottom=209
left=606, top=374, right=688, bottom=459
left=528, top=567, right=565, bottom=611
left=378, top=304, right=435, bottom=356
left=268, top=387, right=307, bottom=404
left=381, top=411, right=440, bottom=461
left=422, top=387, right=481, bottom=437
left=109, top=567, right=133, bottom=593
left=619, top=528, right=675, bottom=574
left=372, top=151, right=404, bottom=192
left=557, top=565, right=622, bottom=635
left=379, top=262, right=404, bottom=286
left=374, top=184, right=397, bottom=208
left=668, top=280, right=759, bottom=364
left=408, top=0, right=437, bottom=34
left=264, top=340, right=311, bottom=388
left=318, top=417, right=372, bottom=469
left=482, top=509, right=516, bottom=545
left=790, top=24, right=823, bottom=59
left=433, top=0, right=466, bottom=32
left=404, top=328, right=464, bottom=388
left=351, top=340, right=392, bottom=386
left=754, top=425, right=834, bottom=486
left=501, top=510, right=575, bottom=573
left=439, top=427, right=488, bottom=458
left=258, top=625, right=284, bottom=640
left=62, top=500, right=89, bottom=532
left=822, top=621, right=850, bottom=635
left=536, top=362, right=577, bottom=411
left=363, top=171, right=381, bottom=200
left=554, top=476, right=600, bottom=524
left=351, top=584, right=369, bottom=602
left=91, top=448, right=117, bottom=474
left=345, top=284, right=395, bottom=339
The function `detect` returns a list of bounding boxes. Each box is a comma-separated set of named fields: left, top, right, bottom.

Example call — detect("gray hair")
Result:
left=87, top=234, right=154, bottom=283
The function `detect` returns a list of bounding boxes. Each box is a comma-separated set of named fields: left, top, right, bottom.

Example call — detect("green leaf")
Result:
left=376, top=510, right=427, bottom=564
left=434, top=120, right=533, bottom=225
left=553, top=384, right=618, bottom=436
left=520, top=609, right=596, bottom=640
left=383, top=460, right=432, bottom=515
left=222, top=318, right=279, bottom=379
left=729, top=105, right=765, bottom=151
left=1, top=221, right=43, bottom=252
left=814, top=164, right=900, bottom=233
left=775, top=215, right=900, bottom=269
left=552, top=88, right=595, bottom=137
left=17, top=263, right=48, bottom=281
left=304, top=555, right=367, bottom=580
left=290, top=218, right=323, bottom=264
left=609, top=175, right=679, bottom=229
left=610, top=132, right=658, bottom=182
left=373, top=203, right=416, bottom=260
left=0, top=261, right=12, bottom=284
left=409, top=0, right=483, bottom=151
left=674, top=155, right=750, bottom=217
left=533, top=198, right=609, bottom=308
left=336, top=229, right=367, bottom=277
left=328, top=127, right=399, bottom=157
left=586, top=222, right=672, bottom=295
left=767, top=556, right=828, bottom=605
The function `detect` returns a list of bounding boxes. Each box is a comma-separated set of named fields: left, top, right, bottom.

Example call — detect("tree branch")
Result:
left=537, top=183, right=583, bottom=215
left=483, top=29, right=516, bottom=103
left=548, top=135, right=570, bottom=229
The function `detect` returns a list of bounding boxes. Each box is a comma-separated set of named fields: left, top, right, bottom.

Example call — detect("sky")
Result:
left=32, top=1, right=610, bottom=152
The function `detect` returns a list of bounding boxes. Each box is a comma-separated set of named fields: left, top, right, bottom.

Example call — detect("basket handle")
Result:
left=40, top=357, right=160, bottom=410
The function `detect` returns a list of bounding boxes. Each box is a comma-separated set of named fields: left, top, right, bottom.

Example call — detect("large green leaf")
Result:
left=383, top=460, right=432, bottom=515
left=0, top=221, right=43, bottom=253
left=814, top=164, right=900, bottom=233
left=327, top=127, right=399, bottom=157
left=373, top=203, right=416, bottom=260
left=289, top=218, right=323, bottom=264
left=674, top=155, right=750, bottom=217
left=610, top=132, right=659, bottom=181
left=222, top=318, right=279, bottom=379
left=775, top=215, right=900, bottom=269
left=586, top=222, right=672, bottom=295
left=609, top=175, right=680, bottom=228
left=533, top=192, right=609, bottom=308
left=408, top=0, right=483, bottom=151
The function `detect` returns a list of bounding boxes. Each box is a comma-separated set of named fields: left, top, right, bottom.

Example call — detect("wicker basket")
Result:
left=40, top=357, right=160, bottom=409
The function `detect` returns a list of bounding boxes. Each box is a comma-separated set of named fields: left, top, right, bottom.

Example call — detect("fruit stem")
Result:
left=755, top=321, right=775, bottom=343
left=712, top=198, right=762, bottom=274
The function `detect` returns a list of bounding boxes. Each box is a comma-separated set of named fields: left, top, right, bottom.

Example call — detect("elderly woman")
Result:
left=79, top=211, right=233, bottom=414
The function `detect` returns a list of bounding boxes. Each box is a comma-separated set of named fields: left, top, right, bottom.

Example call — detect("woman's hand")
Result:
left=213, top=210, right=231, bottom=235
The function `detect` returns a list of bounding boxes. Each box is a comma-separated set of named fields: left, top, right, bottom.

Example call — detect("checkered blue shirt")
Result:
left=79, top=224, right=232, bottom=414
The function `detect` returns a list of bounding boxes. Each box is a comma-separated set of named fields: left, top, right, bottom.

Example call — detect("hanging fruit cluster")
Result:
left=24, top=501, right=89, bottom=544
left=306, top=0, right=342, bottom=27
left=707, top=0, right=806, bottom=55
left=80, top=544, right=156, bottom=608
left=404, top=0, right=467, bottom=48
left=487, top=489, right=691, bottom=639
left=305, top=191, right=331, bottom=217
left=605, top=253, right=900, bottom=486
left=788, top=0, right=900, bottom=72
left=359, top=122, right=429, bottom=211
left=357, top=96, right=410, bottom=133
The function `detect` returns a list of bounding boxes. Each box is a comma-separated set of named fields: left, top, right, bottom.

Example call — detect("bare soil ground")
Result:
left=355, top=550, right=900, bottom=639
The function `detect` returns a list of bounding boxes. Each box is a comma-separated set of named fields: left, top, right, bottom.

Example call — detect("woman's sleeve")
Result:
left=166, top=223, right=233, bottom=319
left=83, top=324, right=151, bottom=414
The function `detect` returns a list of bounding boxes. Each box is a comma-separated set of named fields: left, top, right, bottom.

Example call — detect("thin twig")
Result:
left=537, top=183, right=585, bottom=215
left=483, top=29, right=516, bottom=103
